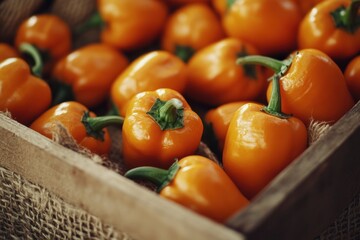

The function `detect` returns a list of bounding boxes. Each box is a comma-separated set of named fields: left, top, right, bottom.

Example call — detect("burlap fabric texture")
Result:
left=0, top=166, right=134, bottom=240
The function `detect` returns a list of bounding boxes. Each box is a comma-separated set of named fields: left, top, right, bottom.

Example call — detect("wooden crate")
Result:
left=1, top=100, right=360, bottom=240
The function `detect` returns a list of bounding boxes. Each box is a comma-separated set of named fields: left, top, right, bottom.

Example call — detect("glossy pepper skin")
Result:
left=161, top=3, right=225, bottom=62
left=96, top=0, right=168, bottom=51
left=0, top=58, right=51, bottom=126
left=211, top=0, right=228, bottom=16
left=51, top=43, right=129, bottom=108
left=186, top=38, right=267, bottom=106
left=122, top=88, right=203, bottom=169
left=345, top=55, right=360, bottom=101
left=298, top=0, right=360, bottom=61
left=125, top=155, right=249, bottom=223
left=222, top=68, right=308, bottom=199
left=264, top=49, right=355, bottom=125
left=30, top=101, right=112, bottom=156
left=15, top=14, right=71, bottom=75
left=0, top=43, right=19, bottom=62
left=205, top=101, right=249, bottom=152
left=111, top=51, right=188, bottom=117
left=295, top=0, right=327, bottom=15
left=222, top=0, right=302, bottom=56
left=222, top=102, right=308, bottom=199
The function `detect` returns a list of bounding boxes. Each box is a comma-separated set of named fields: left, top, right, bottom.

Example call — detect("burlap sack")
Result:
left=0, top=165, right=133, bottom=240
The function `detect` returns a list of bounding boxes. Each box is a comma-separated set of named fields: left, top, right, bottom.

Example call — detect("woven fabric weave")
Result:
left=0, top=166, right=134, bottom=240
left=316, top=193, right=360, bottom=240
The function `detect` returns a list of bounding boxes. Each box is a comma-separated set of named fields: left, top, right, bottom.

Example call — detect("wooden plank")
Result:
left=0, top=114, right=244, bottom=240
left=227, top=101, right=360, bottom=240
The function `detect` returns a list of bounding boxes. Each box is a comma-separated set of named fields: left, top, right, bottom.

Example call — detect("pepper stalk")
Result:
left=331, top=0, right=360, bottom=33
left=81, top=111, right=124, bottom=141
left=124, top=160, right=180, bottom=192
left=18, top=43, right=44, bottom=77
left=175, top=45, right=195, bottom=63
left=147, top=98, right=185, bottom=130
left=75, top=12, right=105, bottom=35
left=236, top=54, right=294, bottom=119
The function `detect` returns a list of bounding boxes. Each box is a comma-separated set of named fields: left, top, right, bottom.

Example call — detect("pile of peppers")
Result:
left=1, top=0, right=359, bottom=224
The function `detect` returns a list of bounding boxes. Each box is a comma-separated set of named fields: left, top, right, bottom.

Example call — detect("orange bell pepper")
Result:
left=51, top=43, right=129, bottom=108
left=125, top=155, right=249, bottom=223
left=298, top=0, right=360, bottom=61
left=222, top=0, right=302, bottom=56
left=345, top=55, right=360, bottom=101
left=0, top=43, right=19, bottom=62
left=30, top=101, right=115, bottom=156
left=238, top=49, right=355, bottom=125
left=294, top=0, right=327, bottom=15
left=161, top=3, right=225, bottom=62
left=204, top=101, right=249, bottom=154
left=222, top=72, right=308, bottom=199
left=186, top=38, right=267, bottom=106
left=15, top=14, right=72, bottom=77
left=0, top=58, right=51, bottom=126
left=78, top=0, right=168, bottom=51
left=211, top=0, right=228, bottom=16
left=111, top=51, right=188, bottom=117
left=122, top=88, right=203, bottom=169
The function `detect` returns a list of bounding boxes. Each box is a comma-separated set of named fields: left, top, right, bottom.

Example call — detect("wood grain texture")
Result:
left=0, top=114, right=244, bottom=240
left=227, top=101, right=360, bottom=240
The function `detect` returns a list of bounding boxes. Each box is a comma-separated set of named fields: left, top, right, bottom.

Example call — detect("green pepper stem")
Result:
left=226, top=0, right=236, bottom=9
left=262, top=75, right=291, bottom=119
left=124, top=161, right=180, bottom=192
left=147, top=98, right=185, bottom=131
left=159, top=98, right=183, bottom=124
left=237, top=54, right=294, bottom=118
left=84, top=114, right=124, bottom=132
left=236, top=55, right=285, bottom=73
left=175, top=45, right=195, bottom=62
left=75, top=11, right=104, bottom=35
left=346, top=0, right=360, bottom=30
left=19, top=43, right=43, bottom=77
left=81, top=111, right=124, bottom=140
left=331, top=0, right=360, bottom=32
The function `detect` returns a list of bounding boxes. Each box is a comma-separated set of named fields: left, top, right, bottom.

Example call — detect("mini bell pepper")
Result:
left=78, top=0, right=168, bottom=51
left=186, top=38, right=267, bottom=106
left=204, top=101, right=249, bottom=154
left=211, top=0, right=229, bottom=16
left=111, top=51, right=188, bottom=117
left=0, top=58, right=51, bottom=126
left=222, top=0, right=302, bottom=56
left=122, top=88, right=203, bottom=169
left=222, top=72, right=308, bottom=199
left=238, top=49, right=355, bottom=125
left=51, top=43, right=129, bottom=108
left=125, top=155, right=249, bottom=223
left=345, top=55, right=360, bottom=101
left=15, top=14, right=72, bottom=77
left=161, top=3, right=225, bottom=62
left=0, top=43, right=19, bottom=62
left=298, top=0, right=360, bottom=61
left=30, top=101, right=116, bottom=156
left=295, top=0, right=327, bottom=15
